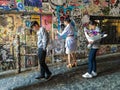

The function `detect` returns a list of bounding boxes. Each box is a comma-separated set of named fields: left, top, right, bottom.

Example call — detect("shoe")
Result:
left=46, top=73, right=52, bottom=80
left=35, top=76, right=45, bottom=79
left=101, top=34, right=107, bottom=38
left=67, top=64, right=72, bottom=68
left=82, top=72, right=93, bottom=78
left=72, top=62, right=77, bottom=67
left=91, top=71, right=97, bottom=77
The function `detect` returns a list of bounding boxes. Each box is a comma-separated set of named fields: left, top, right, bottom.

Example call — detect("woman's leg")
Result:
left=92, top=49, right=98, bottom=72
left=67, top=54, right=72, bottom=68
left=68, top=54, right=71, bottom=64
left=71, top=53, right=77, bottom=67
left=88, top=49, right=98, bottom=74
left=66, top=47, right=72, bottom=68
left=88, top=49, right=95, bottom=74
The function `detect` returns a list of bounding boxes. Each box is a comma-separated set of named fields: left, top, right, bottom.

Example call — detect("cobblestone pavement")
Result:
left=15, top=55, right=120, bottom=90
left=0, top=54, right=120, bottom=90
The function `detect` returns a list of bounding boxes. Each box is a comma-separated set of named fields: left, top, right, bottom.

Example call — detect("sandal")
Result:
left=72, top=61, right=77, bottom=67
left=67, top=64, right=72, bottom=68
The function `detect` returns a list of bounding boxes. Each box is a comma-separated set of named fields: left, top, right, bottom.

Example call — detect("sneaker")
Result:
left=35, top=76, right=45, bottom=80
left=82, top=72, right=93, bottom=78
left=45, top=73, right=52, bottom=80
left=91, top=71, right=97, bottom=77
left=102, top=34, right=107, bottom=38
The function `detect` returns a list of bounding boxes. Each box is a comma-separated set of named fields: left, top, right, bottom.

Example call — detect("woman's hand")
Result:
left=57, top=30, right=59, bottom=34
left=54, top=30, right=58, bottom=34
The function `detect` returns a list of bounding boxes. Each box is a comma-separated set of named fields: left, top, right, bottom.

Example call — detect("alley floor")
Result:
left=14, top=54, right=120, bottom=90
left=0, top=53, right=120, bottom=90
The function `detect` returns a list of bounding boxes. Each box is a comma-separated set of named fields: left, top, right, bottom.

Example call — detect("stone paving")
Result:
left=0, top=53, right=120, bottom=90
left=15, top=58, right=120, bottom=90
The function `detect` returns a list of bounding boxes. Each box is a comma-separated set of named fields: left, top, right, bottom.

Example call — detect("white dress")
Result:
left=58, top=24, right=76, bottom=54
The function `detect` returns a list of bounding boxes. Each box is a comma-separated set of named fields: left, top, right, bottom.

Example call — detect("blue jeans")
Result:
left=38, top=48, right=51, bottom=77
left=88, top=48, right=98, bottom=74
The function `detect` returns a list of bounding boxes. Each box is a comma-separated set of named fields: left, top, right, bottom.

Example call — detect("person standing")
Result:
left=82, top=20, right=100, bottom=78
left=31, top=21, right=52, bottom=80
left=57, top=18, right=77, bottom=68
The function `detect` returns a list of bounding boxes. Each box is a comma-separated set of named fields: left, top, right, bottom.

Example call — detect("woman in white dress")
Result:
left=57, top=18, right=77, bottom=68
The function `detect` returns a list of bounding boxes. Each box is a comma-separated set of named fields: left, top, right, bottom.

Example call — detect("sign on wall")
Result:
left=42, top=0, right=48, bottom=2
left=41, top=15, right=52, bottom=31
left=24, top=0, right=42, bottom=8
left=0, top=0, right=18, bottom=11
left=0, top=0, right=11, bottom=5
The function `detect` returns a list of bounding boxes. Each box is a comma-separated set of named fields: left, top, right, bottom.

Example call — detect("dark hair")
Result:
left=63, top=3, right=66, bottom=6
left=31, top=21, right=39, bottom=28
left=64, top=18, right=71, bottom=23
left=89, top=20, right=97, bottom=26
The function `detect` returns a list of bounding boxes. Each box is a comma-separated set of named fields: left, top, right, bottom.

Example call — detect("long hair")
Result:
left=64, top=18, right=71, bottom=23
left=89, top=20, right=97, bottom=26
left=31, top=21, right=39, bottom=28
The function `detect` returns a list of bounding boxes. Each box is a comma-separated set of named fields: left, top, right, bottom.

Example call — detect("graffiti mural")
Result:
left=41, top=15, right=52, bottom=31
left=24, top=0, right=42, bottom=8
left=53, top=39, right=65, bottom=54
left=71, top=7, right=83, bottom=27
left=97, top=44, right=120, bottom=55
left=42, top=3, right=51, bottom=13
left=48, top=0, right=120, bottom=58
left=0, top=14, right=24, bottom=71
left=0, top=44, right=15, bottom=71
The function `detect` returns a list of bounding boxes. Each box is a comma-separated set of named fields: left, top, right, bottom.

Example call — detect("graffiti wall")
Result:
left=0, top=14, right=23, bottom=71
left=0, top=0, right=54, bottom=70
left=49, top=0, right=120, bottom=58
left=41, top=14, right=52, bottom=31
left=0, top=0, right=120, bottom=66
left=0, top=0, right=43, bottom=12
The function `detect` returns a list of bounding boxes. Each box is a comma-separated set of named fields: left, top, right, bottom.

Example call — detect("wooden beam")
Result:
left=0, top=10, right=52, bottom=15
left=90, top=15, right=120, bottom=20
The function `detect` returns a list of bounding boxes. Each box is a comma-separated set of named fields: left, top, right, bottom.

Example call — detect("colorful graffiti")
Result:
left=0, top=0, right=43, bottom=11
left=56, top=4, right=75, bottom=30
left=0, top=0, right=120, bottom=61
left=24, top=0, right=42, bottom=8
left=41, top=15, right=52, bottom=31
left=97, top=45, right=119, bottom=55
left=0, top=0, right=17, bottom=11
left=49, top=0, right=120, bottom=57
left=0, top=0, right=11, bottom=5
